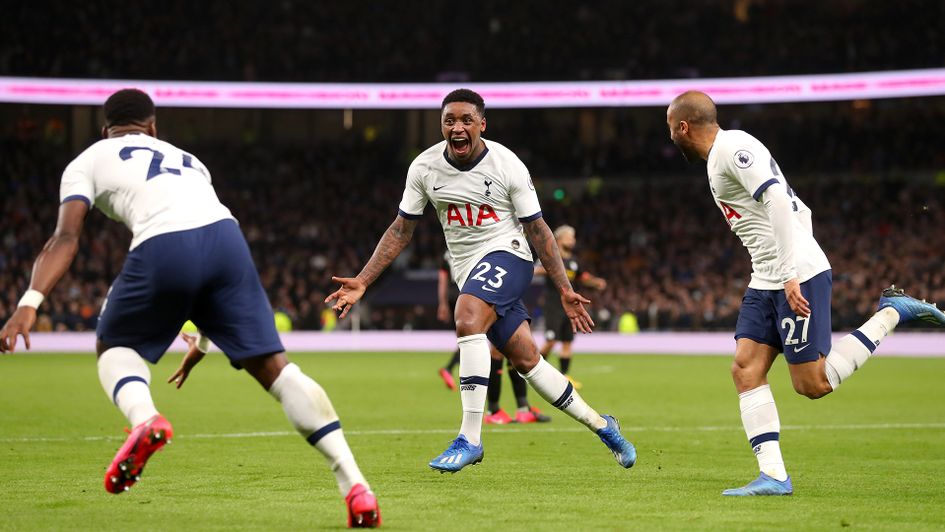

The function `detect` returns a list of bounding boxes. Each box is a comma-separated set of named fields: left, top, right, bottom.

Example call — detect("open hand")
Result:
left=325, top=276, right=367, bottom=319
left=0, top=307, right=37, bottom=353
left=784, top=278, right=810, bottom=318
left=167, top=333, right=206, bottom=389
left=560, top=289, right=595, bottom=334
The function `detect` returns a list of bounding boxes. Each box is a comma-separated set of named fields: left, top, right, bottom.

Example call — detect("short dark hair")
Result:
left=441, top=88, right=485, bottom=116
left=104, top=89, right=155, bottom=127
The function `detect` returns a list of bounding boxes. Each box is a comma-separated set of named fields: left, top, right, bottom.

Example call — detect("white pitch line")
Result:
left=2, top=422, right=943, bottom=444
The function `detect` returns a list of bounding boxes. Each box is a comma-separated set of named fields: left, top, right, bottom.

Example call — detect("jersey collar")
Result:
left=443, top=140, right=489, bottom=172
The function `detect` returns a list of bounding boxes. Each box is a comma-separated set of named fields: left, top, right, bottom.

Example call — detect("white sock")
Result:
left=97, top=347, right=159, bottom=427
left=521, top=357, right=605, bottom=431
left=269, top=363, right=367, bottom=495
left=457, top=334, right=490, bottom=446
left=824, top=307, right=899, bottom=390
left=739, top=384, right=787, bottom=481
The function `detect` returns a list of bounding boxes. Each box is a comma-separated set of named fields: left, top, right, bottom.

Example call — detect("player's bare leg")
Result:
left=96, top=341, right=170, bottom=494
left=724, top=338, right=792, bottom=496
left=429, top=294, right=495, bottom=472
left=787, top=358, right=833, bottom=399
left=243, top=353, right=379, bottom=527
left=504, top=322, right=635, bottom=468
left=538, top=339, right=555, bottom=359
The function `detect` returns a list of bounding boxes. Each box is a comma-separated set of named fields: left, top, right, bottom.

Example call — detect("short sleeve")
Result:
left=725, top=142, right=780, bottom=202
left=507, top=158, right=542, bottom=221
left=59, top=146, right=96, bottom=207
left=397, top=159, right=428, bottom=219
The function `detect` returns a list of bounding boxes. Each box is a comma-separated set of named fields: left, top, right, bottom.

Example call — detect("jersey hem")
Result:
left=128, top=215, right=236, bottom=251
left=61, top=194, right=91, bottom=207
left=518, top=211, right=542, bottom=223
left=752, top=178, right=779, bottom=201
left=398, top=209, right=423, bottom=220
left=747, top=266, right=831, bottom=290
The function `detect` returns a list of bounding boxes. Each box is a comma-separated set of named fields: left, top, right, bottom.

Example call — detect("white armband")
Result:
left=17, top=289, right=45, bottom=309
left=196, top=334, right=210, bottom=354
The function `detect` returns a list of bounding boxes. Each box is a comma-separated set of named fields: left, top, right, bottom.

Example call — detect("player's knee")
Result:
left=454, top=317, right=483, bottom=337
left=730, top=359, right=749, bottom=380
left=792, top=379, right=832, bottom=400
left=508, top=350, right=539, bottom=374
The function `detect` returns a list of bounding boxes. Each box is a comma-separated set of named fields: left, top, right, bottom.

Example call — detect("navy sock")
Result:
left=560, top=357, right=571, bottom=375
left=487, top=357, right=503, bottom=412
left=445, top=350, right=460, bottom=372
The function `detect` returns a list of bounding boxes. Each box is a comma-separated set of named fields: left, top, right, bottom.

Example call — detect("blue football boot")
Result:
left=878, top=285, right=945, bottom=326
left=596, top=415, right=636, bottom=468
left=722, top=472, right=793, bottom=496
left=428, top=435, right=484, bottom=473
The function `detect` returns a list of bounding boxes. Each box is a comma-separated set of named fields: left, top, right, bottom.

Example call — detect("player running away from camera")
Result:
left=667, top=90, right=945, bottom=496
left=0, top=89, right=380, bottom=527
left=327, top=89, right=635, bottom=473
left=437, top=252, right=550, bottom=424
left=535, top=225, right=607, bottom=390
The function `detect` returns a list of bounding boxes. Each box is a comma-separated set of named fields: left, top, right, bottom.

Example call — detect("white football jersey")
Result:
left=398, top=139, right=541, bottom=288
left=706, top=129, right=830, bottom=289
left=60, top=133, right=234, bottom=250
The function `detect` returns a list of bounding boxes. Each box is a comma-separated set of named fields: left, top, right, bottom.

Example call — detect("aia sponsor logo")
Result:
left=447, top=203, right=501, bottom=226
left=719, top=201, right=742, bottom=226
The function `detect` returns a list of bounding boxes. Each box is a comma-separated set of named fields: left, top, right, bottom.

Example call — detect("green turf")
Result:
left=1, top=352, right=944, bottom=530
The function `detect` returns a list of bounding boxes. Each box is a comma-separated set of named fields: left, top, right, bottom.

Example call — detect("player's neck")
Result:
left=698, top=126, right=721, bottom=160
left=560, top=249, right=573, bottom=259
left=107, top=127, right=150, bottom=138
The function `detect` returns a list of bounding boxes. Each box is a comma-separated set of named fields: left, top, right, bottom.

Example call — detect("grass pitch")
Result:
left=1, top=351, right=944, bottom=530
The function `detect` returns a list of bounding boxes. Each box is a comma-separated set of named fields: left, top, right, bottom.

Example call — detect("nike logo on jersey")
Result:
left=482, top=285, right=498, bottom=293
left=794, top=343, right=810, bottom=353
left=433, top=185, right=447, bottom=191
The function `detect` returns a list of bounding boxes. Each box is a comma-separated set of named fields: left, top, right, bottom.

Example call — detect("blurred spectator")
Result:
left=2, top=123, right=943, bottom=332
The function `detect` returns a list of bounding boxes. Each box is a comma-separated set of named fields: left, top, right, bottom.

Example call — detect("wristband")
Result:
left=196, top=334, right=210, bottom=353
left=17, top=289, right=45, bottom=309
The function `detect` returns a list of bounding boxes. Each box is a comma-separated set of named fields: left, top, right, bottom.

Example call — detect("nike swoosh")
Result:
left=433, top=185, right=447, bottom=191
left=794, top=344, right=810, bottom=352
left=482, top=285, right=497, bottom=292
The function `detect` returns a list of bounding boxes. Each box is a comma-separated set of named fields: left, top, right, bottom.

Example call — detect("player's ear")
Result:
left=147, top=118, right=157, bottom=138
left=101, top=125, right=108, bottom=139
left=480, top=116, right=486, bottom=133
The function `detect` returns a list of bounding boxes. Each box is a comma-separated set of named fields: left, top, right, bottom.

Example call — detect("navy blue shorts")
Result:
left=97, top=219, right=284, bottom=364
left=460, top=251, right=533, bottom=350
left=734, top=270, right=832, bottom=364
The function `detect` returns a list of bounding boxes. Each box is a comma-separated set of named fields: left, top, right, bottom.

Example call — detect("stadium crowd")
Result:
left=2, top=103, right=944, bottom=332
left=2, top=1, right=942, bottom=83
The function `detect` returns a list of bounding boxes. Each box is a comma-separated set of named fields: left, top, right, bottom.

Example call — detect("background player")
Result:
left=666, top=90, right=945, bottom=496
left=327, top=88, right=635, bottom=472
left=438, top=252, right=550, bottom=424
left=535, top=225, right=607, bottom=389
left=0, top=89, right=380, bottom=527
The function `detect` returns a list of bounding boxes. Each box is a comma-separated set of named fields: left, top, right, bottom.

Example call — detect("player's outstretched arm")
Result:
left=0, top=200, right=88, bottom=353
left=326, top=215, right=418, bottom=318
left=522, top=218, right=595, bottom=333
left=580, top=272, right=607, bottom=291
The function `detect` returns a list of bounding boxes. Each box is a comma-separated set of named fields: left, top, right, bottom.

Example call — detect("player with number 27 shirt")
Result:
left=667, top=90, right=945, bottom=497
left=327, top=88, right=635, bottom=473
